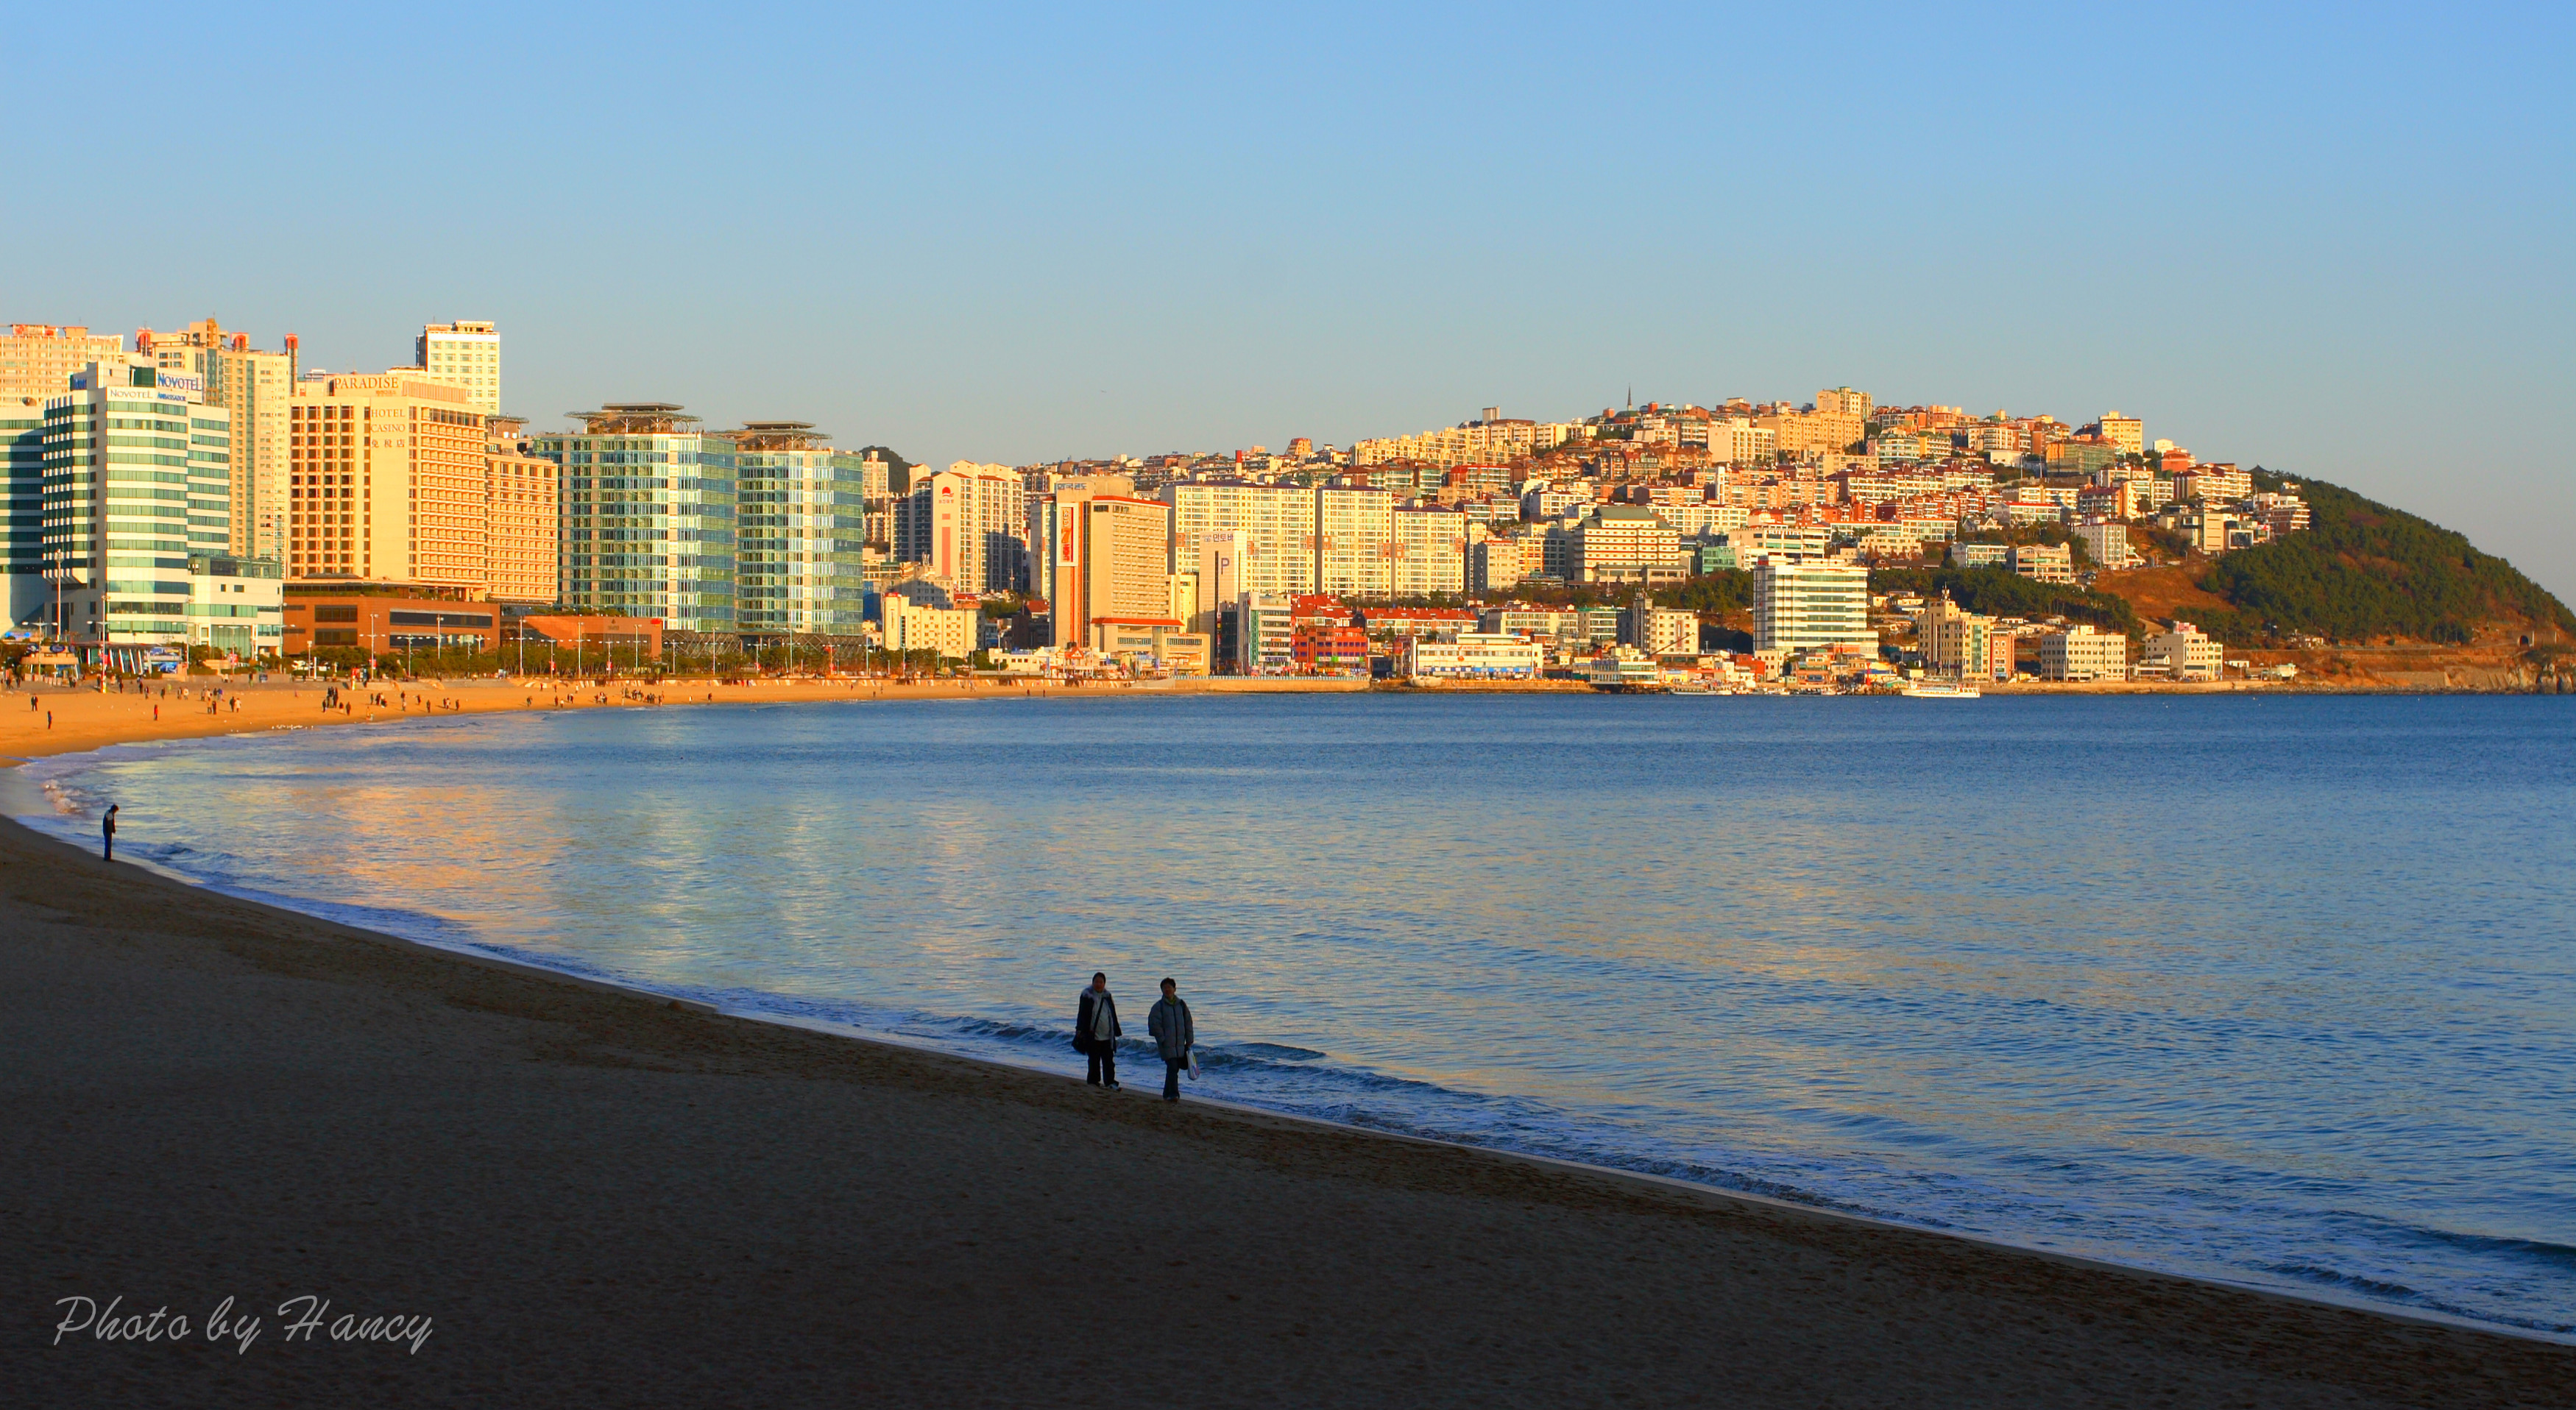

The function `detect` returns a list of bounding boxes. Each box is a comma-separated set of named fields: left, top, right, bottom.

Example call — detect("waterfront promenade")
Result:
left=4, top=765, right=2568, bottom=1405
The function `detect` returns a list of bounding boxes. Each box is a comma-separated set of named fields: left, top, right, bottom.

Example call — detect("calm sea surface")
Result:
left=22, top=693, right=2575, bottom=1337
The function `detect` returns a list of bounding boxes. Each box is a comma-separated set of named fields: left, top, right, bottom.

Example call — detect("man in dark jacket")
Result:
left=1075, top=972, right=1121, bottom=1089
left=1147, top=978, right=1194, bottom=1103
left=101, top=804, right=117, bottom=862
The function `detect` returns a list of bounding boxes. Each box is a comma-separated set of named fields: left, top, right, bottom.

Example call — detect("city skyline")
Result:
left=4, top=3, right=2566, bottom=601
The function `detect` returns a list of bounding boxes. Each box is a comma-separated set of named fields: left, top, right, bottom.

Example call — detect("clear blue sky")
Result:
left=9, top=2, right=2569, bottom=598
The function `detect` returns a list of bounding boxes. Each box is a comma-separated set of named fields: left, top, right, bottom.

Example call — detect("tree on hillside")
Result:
left=2194, top=477, right=2576, bottom=644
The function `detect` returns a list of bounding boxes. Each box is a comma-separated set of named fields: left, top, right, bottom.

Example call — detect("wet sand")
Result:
left=6, top=796, right=2572, bottom=1405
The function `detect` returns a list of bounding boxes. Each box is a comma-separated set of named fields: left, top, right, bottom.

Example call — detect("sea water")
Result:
left=21, top=692, right=2575, bottom=1338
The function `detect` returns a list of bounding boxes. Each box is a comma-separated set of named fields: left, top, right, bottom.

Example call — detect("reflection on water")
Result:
left=23, top=693, right=2576, bottom=1339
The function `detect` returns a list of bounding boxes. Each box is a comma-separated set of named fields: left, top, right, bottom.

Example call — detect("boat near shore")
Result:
left=1900, top=680, right=1984, bottom=699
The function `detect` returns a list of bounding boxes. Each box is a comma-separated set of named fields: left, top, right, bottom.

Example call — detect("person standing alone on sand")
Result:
left=1076, top=972, right=1121, bottom=1089
left=1148, top=978, right=1195, bottom=1102
left=101, top=805, right=117, bottom=862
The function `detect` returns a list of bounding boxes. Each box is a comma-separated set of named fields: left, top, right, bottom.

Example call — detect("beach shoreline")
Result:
left=7, top=720, right=2574, bottom=1403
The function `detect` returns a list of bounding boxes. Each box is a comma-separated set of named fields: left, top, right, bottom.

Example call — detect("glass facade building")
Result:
left=41, top=361, right=236, bottom=652
left=531, top=403, right=736, bottom=633
left=729, top=422, right=870, bottom=637
left=2, top=397, right=46, bottom=629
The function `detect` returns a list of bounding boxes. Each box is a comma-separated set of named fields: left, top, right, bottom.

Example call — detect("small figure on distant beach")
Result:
left=1149, top=978, right=1195, bottom=1102
left=101, top=804, right=117, bottom=862
left=1076, top=971, right=1121, bottom=1089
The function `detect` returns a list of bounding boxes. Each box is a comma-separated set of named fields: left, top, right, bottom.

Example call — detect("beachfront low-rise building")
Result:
left=1916, top=592, right=2013, bottom=681
left=1290, top=620, right=1368, bottom=674
left=186, top=553, right=283, bottom=658
left=1356, top=606, right=1479, bottom=639
left=2039, top=624, right=2130, bottom=681
left=1395, top=631, right=1542, bottom=680
left=2143, top=622, right=2224, bottom=681
left=880, top=591, right=977, bottom=661
left=281, top=589, right=499, bottom=659
left=1236, top=591, right=1295, bottom=674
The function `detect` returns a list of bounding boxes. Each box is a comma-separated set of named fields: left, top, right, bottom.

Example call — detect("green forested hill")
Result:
left=2191, top=475, right=2575, bottom=644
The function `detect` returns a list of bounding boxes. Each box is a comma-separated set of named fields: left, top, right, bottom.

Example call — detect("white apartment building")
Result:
left=2096, top=411, right=2144, bottom=455
left=1623, top=602, right=1699, bottom=655
left=902, top=461, right=1025, bottom=592
left=1733, top=523, right=1830, bottom=561
left=1705, top=419, right=1777, bottom=465
left=1519, top=481, right=1593, bottom=521
left=1167, top=481, right=1316, bottom=596
left=1470, top=536, right=1532, bottom=592
left=1571, top=506, right=1684, bottom=584
left=1662, top=502, right=1747, bottom=537
left=1316, top=486, right=1395, bottom=597
left=417, top=321, right=500, bottom=414
left=1753, top=556, right=1871, bottom=654
left=1390, top=506, right=1467, bottom=597
left=2072, top=520, right=2137, bottom=570
left=2039, top=624, right=2129, bottom=681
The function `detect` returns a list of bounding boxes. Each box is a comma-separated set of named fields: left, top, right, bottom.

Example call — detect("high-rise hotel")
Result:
left=39, top=361, right=236, bottom=647
left=286, top=373, right=558, bottom=605
left=286, top=373, right=487, bottom=586
left=529, top=403, right=737, bottom=632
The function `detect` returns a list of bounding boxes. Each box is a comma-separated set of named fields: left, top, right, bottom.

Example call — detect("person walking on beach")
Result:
left=100, top=804, right=117, bottom=862
left=1147, top=978, right=1195, bottom=1103
left=1075, top=972, right=1122, bottom=1089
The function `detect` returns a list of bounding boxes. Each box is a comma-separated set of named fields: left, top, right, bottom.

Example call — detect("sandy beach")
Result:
left=6, top=697, right=2572, bottom=1406
left=0, top=670, right=1370, bottom=762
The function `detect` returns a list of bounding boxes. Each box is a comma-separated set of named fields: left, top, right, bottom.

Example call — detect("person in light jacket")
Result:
left=1147, top=977, right=1195, bottom=1102
left=1075, top=971, right=1121, bottom=1089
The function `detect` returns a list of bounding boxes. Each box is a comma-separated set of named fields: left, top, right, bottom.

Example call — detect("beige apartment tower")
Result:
left=138, top=319, right=297, bottom=559
left=1, top=325, right=128, bottom=401
left=484, top=416, right=560, bottom=604
left=417, top=321, right=501, bottom=414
